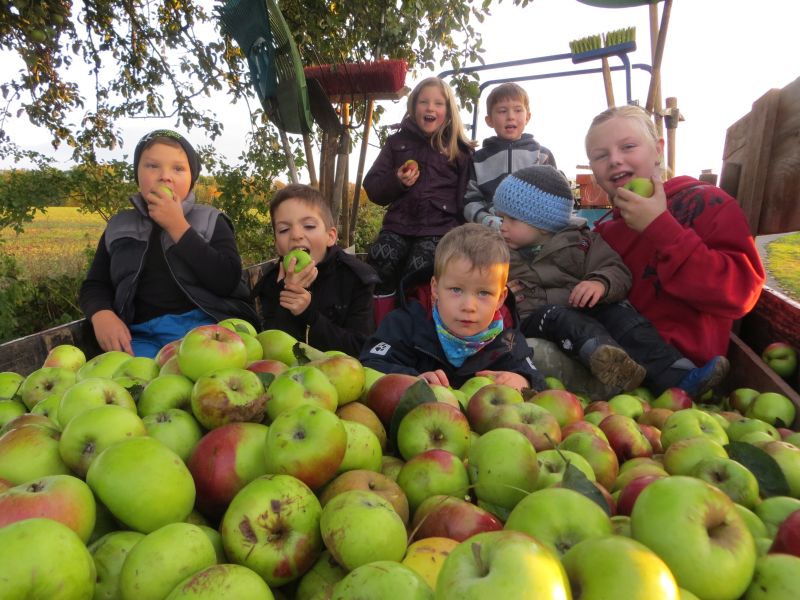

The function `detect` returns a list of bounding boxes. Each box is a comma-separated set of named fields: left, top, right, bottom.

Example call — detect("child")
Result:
left=79, top=129, right=258, bottom=358
left=360, top=223, right=545, bottom=391
left=363, top=76, right=475, bottom=322
left=253, top=184, right=379, bottom=357
left=585, top=105, right=766, bottom=367
left=494, top=165, right=730, bottom=397
left=464, top=83, right=557, bottom=231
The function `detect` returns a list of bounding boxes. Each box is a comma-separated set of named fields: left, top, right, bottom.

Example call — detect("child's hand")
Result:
left=91, top=309, right=133, bottom=355
left=279, top=257, right=318, bottom=289
left=419, top=369, right=449, bottom=387
left=144, top=185, right=190, bottom=241
left=279, top=281, right=312, bottom=316
left=397, top=162, right=419, bottom=188
left=477, top=370, right=528, bottom=391
left=613, top=175, right=667, bottom=232
left=569, top=280, right=606, bottom=308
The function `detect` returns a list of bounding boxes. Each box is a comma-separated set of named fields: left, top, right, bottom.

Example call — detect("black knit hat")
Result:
left=493, top=165, right=574, bottom=232
left=133, top=129, right=202, bottom=188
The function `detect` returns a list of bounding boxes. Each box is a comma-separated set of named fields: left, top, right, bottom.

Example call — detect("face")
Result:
left=414, top=84, right=449, bottom=136
left=485, top=98, right=531, bottom=141
left=497, top=213, right=550, bottom=249
left=585, top=116, right=664, bottom=197
left=272, top=198, right=336, bottom=264
left=137, top=142, right=192, bottom=202
left=431, top=257, right=508, bottom=338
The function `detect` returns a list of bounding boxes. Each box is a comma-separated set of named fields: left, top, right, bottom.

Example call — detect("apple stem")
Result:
left=471, top=542, right=487, bottom=576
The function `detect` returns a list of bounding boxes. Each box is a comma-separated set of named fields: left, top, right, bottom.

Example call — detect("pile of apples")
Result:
left=1, top=320, right=800, bottom=600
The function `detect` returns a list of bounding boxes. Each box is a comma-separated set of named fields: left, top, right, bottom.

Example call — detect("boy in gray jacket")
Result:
left=494, top=165, right=729, bottom=398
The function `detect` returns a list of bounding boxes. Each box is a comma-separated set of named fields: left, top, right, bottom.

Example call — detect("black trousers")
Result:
left=521, top=301, right=692, bottom=394
left=367, top=231, right=442, bottom=295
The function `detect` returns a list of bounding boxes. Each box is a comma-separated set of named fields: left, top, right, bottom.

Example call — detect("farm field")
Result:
left=766, top=232, right=800, bottom=300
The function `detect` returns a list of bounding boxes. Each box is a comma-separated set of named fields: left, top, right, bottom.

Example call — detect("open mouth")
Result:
left=423, top=115, right=438, bottom=123
left=290, top=246, right=310, bottom=253
left=611, top=172, right=634, bottom=187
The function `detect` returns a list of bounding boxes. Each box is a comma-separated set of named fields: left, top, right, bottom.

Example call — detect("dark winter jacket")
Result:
left=363, top=117, right=472, bottom=237
left=254, top=245, right=380, bottom=357
left=464, top=133, right=557, bottom=224
left=79, top=193, right=258, bottom=327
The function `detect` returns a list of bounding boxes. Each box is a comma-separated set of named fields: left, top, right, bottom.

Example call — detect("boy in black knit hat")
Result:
left=493, top=165, right=729, bottom=398
left=80, top=129, right=258, bottom=358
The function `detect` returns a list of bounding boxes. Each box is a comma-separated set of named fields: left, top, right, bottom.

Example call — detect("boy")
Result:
left=79, top=129, right=258, bottom=358
left=360, top=223, right=544, bottom=391
left=464, top=83, right=557, bottom=230
left=493, top=165, right=729, bottom=397
left=254, top=184, right=379, bottom=357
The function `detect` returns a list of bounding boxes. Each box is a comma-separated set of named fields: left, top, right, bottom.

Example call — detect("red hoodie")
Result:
left=594, top=176, right=765, bottom=365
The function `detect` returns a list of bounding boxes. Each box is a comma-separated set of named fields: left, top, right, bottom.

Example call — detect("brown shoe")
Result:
left=588, top=345, right=647, bottom=392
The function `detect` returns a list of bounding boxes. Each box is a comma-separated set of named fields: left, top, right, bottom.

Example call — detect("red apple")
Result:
left=599, top=414, right=653, bottom=463
left=319, top=469, right=409, bottom=525
left=466, top=383, right=523, bottom=434
left=246, top=359, right=288, bottom=377
left=410, top=494, right=503, bottom=542
left=615, top=474, right=665, bottom=516
left=528, top=389, right=584, bottom=428
left=651, top=388, right=694, bottom=411
left=770, top=509, right=800, bottom=557
left=365, top=373, right=420, bottom=427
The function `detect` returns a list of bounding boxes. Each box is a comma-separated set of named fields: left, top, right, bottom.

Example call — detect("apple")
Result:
left=559, top=431, right=619, bottom=491
left=43, top=344, right=86, bottom=372
left=735, top=503, right=768, bottom=540
left=467, top=428, right=539, bottom=519
left=458, top=375, right=495, bottom=404
left=544, top=376, right=566, bottom=390
left=0, top=398, right=25, bottom=427
left=651, top=388, right=694, bottom=411
left=742, top=553, right=800, bottom=600
left=660, top=408, right=729, bottom=450
left=396, top=448, right=470, bottom=512
left=613, top=460, right=668, bottom=494
left=336, top=401, right=387, bottom=449
left=534, top=448, right=595, bottom=489
left=283, top=247, right=313, bottom=273
left=599, top=414, right=653, bottom=462
left=238, top=332, right=264, bottom=362
left=190, top=367, right=267, bottom=429
left=0, top=412, right=57, bottom=435
left=294, top=550, right=348, bottom=600
left=623, top=177, right=655, bottom=197
left=138, top=373, right=195, bottom=416
left=746, top=392, right=797, bottom=428
left=630, top=476, right=756, bottom=600
left=76, top=350, right=134, bottom=380
left=165, top=563, right=275, bottom=600
left=637, top=407, right=675, bottom=430
left=320, top=468, right=409, bottom=525
left=154, top=339, right=182, bottom=367
left=218, top=317, right=258, bottom=338
left=246, top=358, right=288, bottom=377
left=562, top=535, right=680, bottom=599
left=143, top=408, right=203, bottom=462
left=320, top=489, right=408, bottom=571
left=308, top=353, right=365, bottom=405
left=769, top=508, right=800, bottom=556
left=726, top=417, right=781, bottom=442
left=18, top=365, right=76, bottom=409
left=119, top=522, right=217, bottom=600
left=761, top=342, right=798, bottom=379
left=410, top=495, right=503, bottom=542
left=759, top=441, right=800, bottom=497
left=89, top=530, right=146, bottom=600
left=486, top=401, right=562, bottom=451
left=187, top=421, right=269, bottom=521
left=0, top=423, right=71, bottom=484
left=159, top=355, right=183, bottom=376
left=113, top=355, right=160, bottom=383
left=638, top=422, right=663, bottom=453
left=692, top=456, right=761, bottom=509
left=59, top=403, right=147, bottom=476
left=336, top=419, right=383, bottom=473
left=57, top=376, right=137, bottom=428
left=466, top=383, right=523, bottom=434
left=401, top=158, right=419, bottom=173
left=663, top=435, right=728, bottom=476
left=265, top=365, right=338, bottom=421
left=87, top=436, right=196, bottom=533
left=178, top=324, right=248, bottom=381
left=608, top=393, right=647, bottom=420
left=616, top=474, right=666, bottom=516
left=756, top=496, right=800, bottom=538
left=256, top=328, right=299, bottom=366
left=0, top=370, right=25, bottom=399
left=0, top=518, right=96, bottom=598
left=402, top=536, right=459, bottom=592
left=382, top=454, right=405, bottom=481
left=730, top=388, right=761, bottom=414
left=365, top=372, right=420, bottom=427
left=560, top=418, right=605, bottom=441
left=264, top=402, right=347, bottom=489
left=528, top=389, right=584, bottom=428
left=429, top=383, right=462, bottom=409
left=331, top=560, right=433, bottom=599
left=433, top=530, right=570, bottom=598
left=505, top=487, right=612, bottom=557
left=397, top=401, right=471, bottom=460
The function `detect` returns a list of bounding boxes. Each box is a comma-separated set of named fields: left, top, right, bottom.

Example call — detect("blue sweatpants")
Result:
left=129, top=309, right=215, bottom=358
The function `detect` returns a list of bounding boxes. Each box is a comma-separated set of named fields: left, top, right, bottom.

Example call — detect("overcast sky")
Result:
left=3, top=0, right=799, bottom=182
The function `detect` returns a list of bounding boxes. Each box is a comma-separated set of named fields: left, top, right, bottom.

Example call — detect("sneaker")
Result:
left=677, top=356, right=730, bottom=398
left=588, top=345, right=647, bottom=392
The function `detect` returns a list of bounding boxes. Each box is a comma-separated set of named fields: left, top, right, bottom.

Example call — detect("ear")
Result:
left=326, top=226, right=338, bottom=247
left=430, top=276, right=439, bottom=303
left=484, top=114, right=494, bottom=128
left=524, top=110, right=532, bottom=125
left=496, top=285, right=508, bottom=311
left=656, top=137, right=665, bottom=159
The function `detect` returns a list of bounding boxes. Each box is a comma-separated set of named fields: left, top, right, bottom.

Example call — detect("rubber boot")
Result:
left=373, top=293, right=397, bottom=328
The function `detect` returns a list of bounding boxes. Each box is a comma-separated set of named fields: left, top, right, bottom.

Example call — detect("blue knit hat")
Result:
left=493, top=166, right=574, bottom=232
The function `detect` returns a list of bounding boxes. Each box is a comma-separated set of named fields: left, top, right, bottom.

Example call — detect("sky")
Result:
left=3, top=0, right=799, bottom=183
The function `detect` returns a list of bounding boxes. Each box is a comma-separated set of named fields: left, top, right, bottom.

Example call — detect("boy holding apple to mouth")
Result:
left=79, top=129, right=258, bottom=357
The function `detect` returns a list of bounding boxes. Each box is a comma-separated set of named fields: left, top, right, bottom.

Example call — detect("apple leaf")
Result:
left=255, top=372, right=276, bottom=388
left=388, top=380, right=438, bottom=451
left=561, top=463, right=612, bottom=516
left=292, top=343, right=313, bottom=365
left=725, top=441, right=790, bottom=498
left=127, top=384, right=145, bottom=404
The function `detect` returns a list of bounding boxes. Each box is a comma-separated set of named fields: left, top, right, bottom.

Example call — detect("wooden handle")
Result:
left=601, top=57, right=615, bottom=107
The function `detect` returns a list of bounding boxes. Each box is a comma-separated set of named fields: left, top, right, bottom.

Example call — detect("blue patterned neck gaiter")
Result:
left=432, top=303, right=504, bottom=367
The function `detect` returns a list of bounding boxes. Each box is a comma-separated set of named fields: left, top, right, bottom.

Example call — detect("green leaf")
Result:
left=561, top=463, right=611, bottom=516
left=388, top=379, right=437, bottom=451
left=726, top=441, right=790, bottom=498
left=255, top=372, right=276, bottom=389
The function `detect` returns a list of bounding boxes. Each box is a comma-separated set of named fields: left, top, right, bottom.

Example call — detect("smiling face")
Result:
left=585, top=115, right=664, bottom=197
left=272, top=197, right=336, bottom=264
left=485, top=98, right=531, bottom=141
left=136, top=142, right=192, bottom=202
left=497, top=213, right=551, bottom=249
left=413, top=83, right=449, bottom=137
left=431, top=257, right=508, bottom=338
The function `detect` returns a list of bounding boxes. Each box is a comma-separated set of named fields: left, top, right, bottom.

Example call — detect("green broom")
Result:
left=569, top=27, right=637, bottom=107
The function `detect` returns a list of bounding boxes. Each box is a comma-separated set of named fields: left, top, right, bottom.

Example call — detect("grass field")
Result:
left=766, top=232, right=800, bottom=299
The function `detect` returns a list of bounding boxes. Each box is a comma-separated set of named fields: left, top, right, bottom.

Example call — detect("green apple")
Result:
left=138, top=374, right=195, bottom=416
left=320, top=469, right=409, bottom=525
left=113, top=355, right=160, bottom=383
left=562, top=535, right=680, bottom=599
left=320, top=489, right=408, bottom=571
left=190, top=367, right=267, bottom=429
left=239, top=332, right=264, bottom=362
left=544, top=376, right=566, bottom=390
left=623, top=177, right=655, bottom=197
left=43, top=344, right=87, bottom=373
left=89, top=530, right=146, bottom=600
left=87, top=436, right=196, bottom=533
left=178, top=324, right=248, bottom=381
left=534, top=448, right=596, bottom=489
left=630, top=476, right=756, bottom=600
left=465, top=383, right=523, bottom=434
left=332, top=560, right=432, bottom=599
left=283, top=247, right=313, bottom=273
left=309, top=353, right=366, bottom=405
left=608, top=393, right=647, bottom=420
left=662, top=435, right=728, bottom=475
left=434, top=530, right=569, bottom=598
left=458, top=375, right=494, bottom=404
left=0, top=422, right=71, bottom=484
left=528, top=389, right=585, bottom=428
left=397, top=401, right=471, bottom=460
left=761, top=342, right=798, bottom=379
left=746, top=392, right=796, bottom=428
left=218, top=317, right=258, bottom=338
left=396, top=448, right=470, bottom=512
left=119, top=522, right=217, bottom=600
left=742, top=553, right=800, bottom=600
left=256, top=328, right=299, bottom=366
left=755, top=495, right=800, bottom=538
left=660, top=408, right=729, bottom=450
left=142, top=408, right=203, bottom=462
left=0, top=398, right=25, bottom=427
left=18, top=365, right=76, bottom=409
left=0, top=518, right=96, bottom=598
left=294, top=550, right=349, bottom=600
left=726, top=417, right=781, bottom=442
left=734, top=503, right=768, bottom=540
left=337, top=420, right=383, bottom=473
left=559, top=431, right=619, bottom=491
left=336, top=401, right=387, bottom=450
left=485, top=401, right=561, bottom=452
left=0, top=370, right=24, bottom=399
left=692, top=456, right=760, bottom=508
left=381, top=454, right=405, bottom=481
left=265, top=364, right=338, bottom=420
left=29, top=393, right=60, bottom=420
left=165, top=564, right=275, bottom=600
left=611, top=514, right=632, bottom=537
left=57, top=376, right=136, bottom=428
left=505, top=487, right=612, bottom=557
left=77, top=350, right=134, bottom=381
left=759, top=440, right=800, bottom=497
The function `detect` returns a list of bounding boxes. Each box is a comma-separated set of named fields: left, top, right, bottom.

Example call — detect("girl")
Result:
left=585, top=105, right=765, bottom=367
left=363, top=77, right=474, bottom=323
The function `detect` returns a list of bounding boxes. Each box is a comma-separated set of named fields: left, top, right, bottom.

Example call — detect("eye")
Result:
left=449, top=287, right=462, bottom=295
left=277, top=227, right=289, bottom=234
left=589, top=152, right=608, bottom=162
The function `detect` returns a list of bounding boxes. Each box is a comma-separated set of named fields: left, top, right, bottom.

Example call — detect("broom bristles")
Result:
left=304, top=59, right=408, bottom=97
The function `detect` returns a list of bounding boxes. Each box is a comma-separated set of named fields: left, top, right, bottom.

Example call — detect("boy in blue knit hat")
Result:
left=493, top=165, right=729, bottom=398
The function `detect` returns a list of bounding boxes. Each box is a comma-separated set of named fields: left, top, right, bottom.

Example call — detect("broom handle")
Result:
left=646, top=0, right=672, bottom=114
left=280, top=128, right=300, bottom=184
left=649, top=1, right=664, bottom=138
left=303, top=134, right=318, bottom=187
left=601, top=57, right=615, bottom=108
left=350, top=99, right=375, bottom=242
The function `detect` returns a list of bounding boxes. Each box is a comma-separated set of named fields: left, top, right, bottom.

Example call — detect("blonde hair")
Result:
left=407, top=77, right=475, bottom=162
left=487, top=83, right=530, bottom=113
left=434, top=223, right=510, bottom=280
left=586, top=105, right=667, bottom=179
